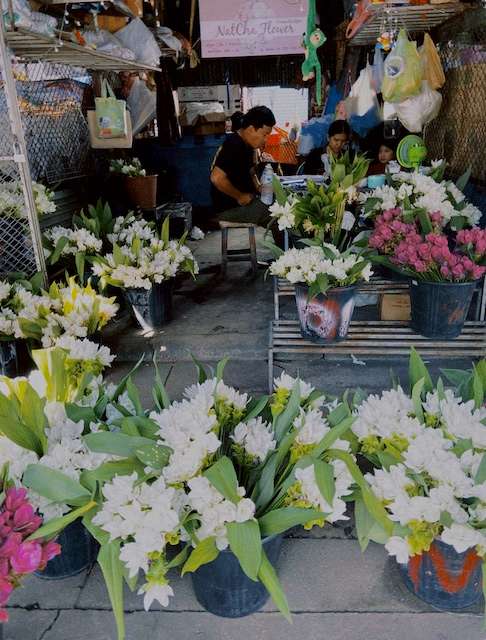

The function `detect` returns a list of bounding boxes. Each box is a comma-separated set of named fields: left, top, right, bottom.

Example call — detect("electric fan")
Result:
left=396, top=134, right=428, bottom=171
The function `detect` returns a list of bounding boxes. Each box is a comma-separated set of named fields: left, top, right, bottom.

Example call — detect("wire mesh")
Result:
left=425, top=7, right=486, bottom=190
left=13, top=61, right=92, bottom=184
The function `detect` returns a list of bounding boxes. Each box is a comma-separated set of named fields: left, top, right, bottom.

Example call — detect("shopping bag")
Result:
left=395, top=81, right=442, bottom=132
left=87, top=109, right=133, bottom=148
left=420, top=33, right=445, bottom=90
left=382, top=30, right=423, bottom=103
left=345, top=64, right=377, bottom=117
left=94, top=79, right=127, bottom=138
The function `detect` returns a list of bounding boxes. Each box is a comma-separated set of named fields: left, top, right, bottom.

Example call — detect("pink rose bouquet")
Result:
left=0, top=488, right=61, bottom=622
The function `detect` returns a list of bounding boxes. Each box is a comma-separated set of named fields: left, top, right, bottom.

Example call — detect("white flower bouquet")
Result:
left=0, top=181, right=56, bottom=218
left=360, top=167, right=481, bottom=231
left=269, top=243, right=372, bottom=296
left=351, top=348, right=486, bottom=589
left=93, top=217, right=198, bottom=291
left=44, top=226, right=103, bottom=281
left=23, top=359, right=390, bottom=639
left=109, top=158, right=146, bottom=177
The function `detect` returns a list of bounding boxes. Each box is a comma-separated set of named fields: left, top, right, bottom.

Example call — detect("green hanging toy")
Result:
left=301, top=0, right=326, bottom=105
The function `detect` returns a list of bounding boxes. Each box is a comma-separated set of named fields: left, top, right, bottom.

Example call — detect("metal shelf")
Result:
left=5, top=27, right=160, bottom=71
left=39, top=0, right=136, bottom=18
left=348, top=2, right=466, bottom=46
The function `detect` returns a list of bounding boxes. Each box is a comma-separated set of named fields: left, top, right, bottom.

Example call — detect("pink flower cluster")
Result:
left=392, top=232, right=486, bottom=281
left=369, top=209, right=416, bottom=255
left=456, top=228, right=486, bottom=258
left=0, top=488, right=61, bottom=622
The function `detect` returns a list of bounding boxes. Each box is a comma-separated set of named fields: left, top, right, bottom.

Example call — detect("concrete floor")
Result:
left=7, top=229, right=484, bottom=639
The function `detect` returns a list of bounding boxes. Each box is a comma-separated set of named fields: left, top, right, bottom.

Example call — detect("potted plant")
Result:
left=269, top=243, right=373, bottom=342
left=109, top=158, right=157, bottom=209
left=22, top=359, right=390, bottom=639
left=369, top=210, right=486, bottom=338
left=351, top=348, right=486, bottom=612
left=92, top=216, right=198, bottom=331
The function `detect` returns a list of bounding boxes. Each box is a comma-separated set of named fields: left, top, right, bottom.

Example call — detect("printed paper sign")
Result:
left=199, top=0, right=308, bottom=59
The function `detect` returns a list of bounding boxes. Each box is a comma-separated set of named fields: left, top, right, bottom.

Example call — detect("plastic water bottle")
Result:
left=260, top=164, right=274, bottom=206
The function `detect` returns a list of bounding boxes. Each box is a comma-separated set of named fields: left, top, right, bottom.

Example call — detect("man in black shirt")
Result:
left=210, top=106, right=276, bottom=230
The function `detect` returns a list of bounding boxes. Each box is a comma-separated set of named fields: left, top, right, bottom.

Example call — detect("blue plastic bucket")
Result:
left=191, top=535, right=283, bottom=617
left=397, top=539, right=482, bottom=610
left=124, top=280, right=173, bottom=331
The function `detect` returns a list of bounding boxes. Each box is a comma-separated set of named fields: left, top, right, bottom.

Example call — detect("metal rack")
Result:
left=348, top=2, right=466, bottom=46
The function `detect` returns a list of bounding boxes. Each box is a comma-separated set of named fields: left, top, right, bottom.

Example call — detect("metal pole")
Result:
left=0, top=12, right=48, bottom=285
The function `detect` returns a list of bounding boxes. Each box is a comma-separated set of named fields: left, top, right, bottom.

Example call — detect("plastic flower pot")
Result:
left=0, top=340, right=17, bottom=376
left=397, top=539, right=482, bottom=610
left=124, top=175, right=158, bottom=209
left=124, top=280, right=173, bottom=331
left=409, top=280, right=476, bottom=339
left=294, top=283, right=358, bottom=343
left=191, top=535, right=283, bottom=618
left=35, top=520, right=98, bottom=580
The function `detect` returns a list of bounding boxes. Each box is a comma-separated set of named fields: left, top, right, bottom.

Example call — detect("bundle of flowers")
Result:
left=360, top=169, right=481, bottom=230
left=269, top=243, right=372, bottom=295
left=0, top=181, right=56, bottom=219
left=44, top=226, right=102, bottom=259
left=23, top=360, right=388, bottom=639
left=109, top=158, right=146, bottom=177
left=369, top=209, right=486, bottom=282
left=93, top=217, right=198, bottom=290
left=0, top=484, right=61, bottom=622
left=270, top=153, right=369, bottom=248
left=351, top=349, right=486, bottom=573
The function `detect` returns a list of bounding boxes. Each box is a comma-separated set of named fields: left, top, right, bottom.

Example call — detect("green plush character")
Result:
left=301, top=0, right=326, bottom=105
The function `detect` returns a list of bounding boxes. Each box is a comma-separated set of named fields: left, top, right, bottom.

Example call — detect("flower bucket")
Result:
left=0, top=340, right=17, bottom=376
left=124, top=175, right=158, bottom=209
left=124, top=280, right=173, bottom=331
left=191, top=535, right=283, bottom=617
left=410, top=280, right=476, bottom=339
left=294, top=283, right=358, bottom=343
left=35, top=519, right=98, bottom=580
left=397, top=539, right=482, bottom=610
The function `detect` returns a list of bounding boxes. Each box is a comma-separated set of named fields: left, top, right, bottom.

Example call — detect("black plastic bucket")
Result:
left=398, top=539, right=482, bottom=610
left=124, top=280, right=173, bottom=331
left=0, top=340, right=17, bottom=376
left=295, top=284, right=358, bottom=343
left=191, top=535, right=283, bottom=617
left=35, top=519, right=98, bottom=580
left=410, top=280, right=476, bottom=339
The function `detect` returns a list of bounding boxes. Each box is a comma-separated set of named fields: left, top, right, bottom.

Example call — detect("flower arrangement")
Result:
left=92, top=217, right=198, bottom=290
left=109, top=158, right=146, bottom=177
left=369, top=209, right=486, bottom=282
left=269, top=152, right=369, bottom=249
left=0, top=482, right=61, bottom=622
left=44, top=226, right=103, bottom=281
left=19, top=359, right=389, bottom=639
left=269, top=243, right=372, bottom=296
left=360, top=169, right=481, bottom=231
left=352, top=349, right=486, bottom=578
left=0, top=181, right=56, bottom=219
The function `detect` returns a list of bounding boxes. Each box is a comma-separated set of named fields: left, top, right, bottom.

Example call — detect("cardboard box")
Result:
left=379, top=293, right=411, bottom=321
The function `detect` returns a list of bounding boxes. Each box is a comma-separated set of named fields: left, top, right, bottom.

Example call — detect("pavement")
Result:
left=7, top=229, right=485, bottom=640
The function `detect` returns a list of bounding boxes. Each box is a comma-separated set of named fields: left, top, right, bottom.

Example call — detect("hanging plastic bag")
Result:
left=127, top=77, right=156, bottom=135
left=395, top=81, right=442, bottom=132
left=420, top=33, right=445, bottom=90
left=382, top=30, right=423, bottom=103
left=94, top=79, right=128, bottom=139
left=345, top=64, right=378, bottom=117
left=371, top=44, right=385, bottom=92
left=116, top=18, right=161, bottom=67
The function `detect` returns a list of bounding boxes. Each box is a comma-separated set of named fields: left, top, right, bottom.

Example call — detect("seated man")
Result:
left=210, top=105, right=277, bottom=234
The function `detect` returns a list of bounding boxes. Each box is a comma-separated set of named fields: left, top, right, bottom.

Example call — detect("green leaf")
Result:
left=23, top=464, right=91, bottom=506
left=327, top=401, right=351, bottom=427
left=272, top=175, right=288, bottom=207
left=258, top=507, right=324, bottom=537
left=204, top=456, right=239, bottom=504
left=16, top=381, right=48, bottom=454
left=245, top=396, right=269, bottom=421
left=75, top=252, right=86, bottom=283
left=84, top=432, right=154, bottom=458
left=411, top=378, right=425, bottom=423
left=473, top=366, right=484, bottom=409
left=120, top=417, right=141, bottom=437
left=134, top=443, right=171, bottom=470
left=97, top=542, right=126, bottom=640
left=65, top=404, right=97, bottom=425
left=216, top=356, right=229, bottom=382
left=191, top=354, right=209, bottom=384
left=49, top=235, right=69, bottom=264
left=125, top=378, right=143, bottom=415
left=227, top=520, right=262, bottom=581
left=312, top=416, right=354, bottom=458
left=0, top=395, right=42, bottom=454
left=456, top=167, right=471, bottom=192
left=417, top=209, right=433, bottom=235
left=475, top=453, right=486, bottom=485
left=182, top=537, right=219, bottom=575
left=166, top=545, right=190, bottom=570
left=254, top=453, right=279, bottom=512
left=354, top=496, right=374, bottom=551
left=28, top=501, right=96, bottom=541
left=273, top=381, right=301, bottom=442
left=161, top=215, right=170, bottom=245
left=258, top=549, right=291, bottom=622
left=152, top=354, right=170, bottom=411
left=80, top=458, right=144, bottom=493
left=313, top=459, right=335, bottom=505
left=409, top=347, right=433, bottom=394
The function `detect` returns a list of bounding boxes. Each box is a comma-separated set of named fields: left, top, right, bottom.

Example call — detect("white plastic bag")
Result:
left=345, top=64, right=378, bottom=117
left=395, top=81, right=442, bottom=132
left=126, top=77, right=156, bottom=135
left=371, top=44, right=385, bottom=92
left=82, top=30, right=135, bottom=61
left=116, top=18, right=161, bottom=67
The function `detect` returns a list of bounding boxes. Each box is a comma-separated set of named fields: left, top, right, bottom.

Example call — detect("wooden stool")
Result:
left=219, top=221, right=258, bottom=277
